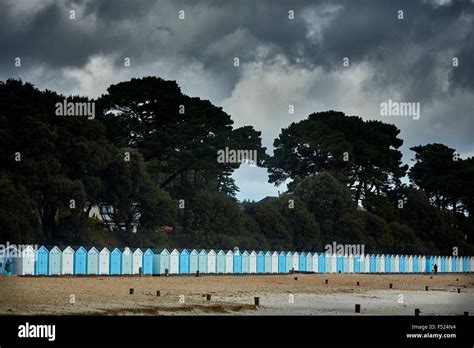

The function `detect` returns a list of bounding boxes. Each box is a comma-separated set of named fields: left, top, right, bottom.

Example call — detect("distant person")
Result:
left=433, top=263, right=438, bottom=275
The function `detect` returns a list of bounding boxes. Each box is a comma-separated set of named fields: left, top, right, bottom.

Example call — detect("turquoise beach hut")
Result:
left=189, top=249, right=199, bottom=274
left=242, top=251, right=250, bottom=274
left=110, top=248, right=122, bottom=275
left=142, top=249, right=154, bottom=275
left=278, top=251, right=286, bottom=273
left=264, top=251, right=272, bottom=273
left=233, top=250, right=242, bottom=273
left=286, top=252, right=293, bottom=272
left=337, top=254, right=343, bottom=273
left=87, top=247, right=99, bottom=275
left=35, top=246, right=49, bottom=275
left=305, top=252, right=313, bottom=272
left=153, top=248, right=170, bottom=274
left=179, top=249, right=190, bottom=274
left=216, top=250, right=225, bottom=273
left=256, top=251, right=265, bottom=273
left=198, top=249, right=208, bottom=273
left=47, top=246, right=61, bottom=275
left=121, top=247, right=132, bottom=275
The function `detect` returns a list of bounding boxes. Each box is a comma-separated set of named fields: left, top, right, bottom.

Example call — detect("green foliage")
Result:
left=0, top=79, right=472, bottom=256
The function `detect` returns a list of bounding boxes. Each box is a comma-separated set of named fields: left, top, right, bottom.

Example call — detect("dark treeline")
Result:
left=0, top=77, right=472, bottom=255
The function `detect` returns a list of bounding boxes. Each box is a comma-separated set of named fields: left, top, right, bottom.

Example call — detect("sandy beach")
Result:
left=1, top=273, right=473, bottom=315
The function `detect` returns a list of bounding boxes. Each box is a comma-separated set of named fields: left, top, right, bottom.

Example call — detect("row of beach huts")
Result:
left=1, top=245, right=473, bottom=276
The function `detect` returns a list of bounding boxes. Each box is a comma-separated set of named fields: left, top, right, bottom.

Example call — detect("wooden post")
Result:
left=165, top=268, right=169, bottom=277
left=156, top=290, right=161, bottom=297
left=425, top=286, right=428, bottom=291
left=129, top=288, right=134, bottom=295
left=206, top=294, right=211, bottom=301
left=357, top=281, right=360, bottom=286
left=254, top=297, right=260, bottom=306
left=355, top=304, right=360, bottom=313
left=325, top=279, right=328, bottom=284
left=389, top=283, right=393, bottom=289
left=458, top=288, right=461, bottom=293
left=294, top=277, right=298, bottom=281
left=415, top=309, right=420, bottom=316
left=196, top=271, right=200, bottom=277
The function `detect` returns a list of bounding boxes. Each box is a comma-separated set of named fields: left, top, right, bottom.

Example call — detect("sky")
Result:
left=1, top=0, right=473, bottom=201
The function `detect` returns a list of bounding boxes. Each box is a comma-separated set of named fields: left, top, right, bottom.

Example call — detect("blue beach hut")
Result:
left=299, top=252, right=306, bottom=272
left=318, top=253, right=325, bottom=273
left=369, top=254, right=376, bottom=273
left=73, top=246, right=87, bottom=275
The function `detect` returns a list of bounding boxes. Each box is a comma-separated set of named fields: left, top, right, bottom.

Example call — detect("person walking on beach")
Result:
left=433, top=263, right=438, bottom=275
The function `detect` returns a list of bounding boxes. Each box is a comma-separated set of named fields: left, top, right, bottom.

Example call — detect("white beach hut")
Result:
left=132, top=248, right=143, bottom=275
left=249, top=251, right=257, bottom=273
left=305, top=252, right=313, bottom=272
left=348, top=254, right=354, bottom=273
left=99, top=247, right=110, bottom=275
left=271, top=251, right=279, bottom=273
left=169, top=249, right=179, bottom=274
left=225, top=250, right=233, bottom=274
left=364, top=254, right=370, bottom=273
left=292, top=252, right=299, bottom=271
left=207, top=249, right=216, bottom=274
left=60, top=246, right=74, bottom=275
left=394, top=255, right=400, bottom=273
left=312, top=253, right=319, bottom=273
left=408, top=255, right=413, bottom=273
left=14, top=245, right=35, bottom=275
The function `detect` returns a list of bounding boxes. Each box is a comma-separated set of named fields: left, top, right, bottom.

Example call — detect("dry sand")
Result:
left=0, top=273, right=473, bottom=315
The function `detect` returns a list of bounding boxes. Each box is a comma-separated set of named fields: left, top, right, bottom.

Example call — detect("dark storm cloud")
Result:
left=0, top=0, right=473, bottom=200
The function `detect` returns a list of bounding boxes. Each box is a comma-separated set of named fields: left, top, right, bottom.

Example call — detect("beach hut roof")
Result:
left=178, top=248, right=189, bottom=253
left=88, top=246, right=99, bottom=252
left=99, top=247, right=110, bottom=253
left=45, top=245, right=60, bottom=251
left=111, top=247, right=122, bottom=253
left=152, top=248, right=169, bottom=254
left=57, top=245, right=73, bottom=252
left=217, top=250, right=225, bottom=255
left=132, top=247, right=143, bottom=253
left=71, top=246, right=87, bottom=252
